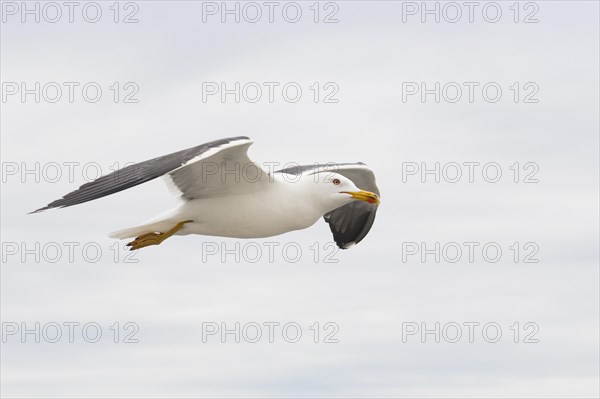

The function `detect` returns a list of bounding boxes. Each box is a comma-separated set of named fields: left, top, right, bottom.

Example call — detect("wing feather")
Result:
left=30, top=136, right=250, bottom=213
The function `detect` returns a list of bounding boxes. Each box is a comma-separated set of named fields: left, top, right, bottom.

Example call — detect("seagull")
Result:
left=31, top=137, right=380, bottom=250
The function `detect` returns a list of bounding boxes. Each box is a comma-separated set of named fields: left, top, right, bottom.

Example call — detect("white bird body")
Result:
left=111, top=173, right=358, bottom=239
left=33, top=137, right=380, bottom=250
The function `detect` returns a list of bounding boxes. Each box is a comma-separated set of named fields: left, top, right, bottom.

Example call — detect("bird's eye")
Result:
left=332, top=178, right=341, bottom=185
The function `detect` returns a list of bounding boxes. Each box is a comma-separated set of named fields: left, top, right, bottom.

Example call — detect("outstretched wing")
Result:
left=276, top=163, right=380, bottom=249
left=31, top=136, right=265, bottom=213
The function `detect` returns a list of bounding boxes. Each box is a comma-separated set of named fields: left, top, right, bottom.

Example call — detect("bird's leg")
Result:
left=126, top=220, right=193, bottom=251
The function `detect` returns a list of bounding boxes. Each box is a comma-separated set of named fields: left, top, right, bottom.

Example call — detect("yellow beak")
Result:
left=342, top=190, right=380, bottom=204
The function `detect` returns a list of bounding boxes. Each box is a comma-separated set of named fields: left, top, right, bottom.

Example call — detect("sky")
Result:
left=1, top=1, right=599, bottom=398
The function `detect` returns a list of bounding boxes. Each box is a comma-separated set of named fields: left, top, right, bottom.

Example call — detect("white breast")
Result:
left=173, top=176, right=325, bottom=238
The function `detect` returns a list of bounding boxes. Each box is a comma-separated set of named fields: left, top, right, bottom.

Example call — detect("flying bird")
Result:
left=31, top=137, right=380, bottom=250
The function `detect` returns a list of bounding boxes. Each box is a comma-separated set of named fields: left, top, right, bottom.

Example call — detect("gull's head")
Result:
left=307, top=172, right=380, bottom=211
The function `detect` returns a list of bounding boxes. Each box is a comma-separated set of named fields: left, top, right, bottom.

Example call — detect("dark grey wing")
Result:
left=30, top=136, right=250, bottom=213
left=276, top=163, right=380, bottom=249
left=324, top=201, right=378, bottom=249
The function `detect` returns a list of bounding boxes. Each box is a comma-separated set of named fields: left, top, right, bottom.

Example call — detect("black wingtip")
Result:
left=28, top=205, right=55, bottom=214
left=335, top=241, right=356, bottom=250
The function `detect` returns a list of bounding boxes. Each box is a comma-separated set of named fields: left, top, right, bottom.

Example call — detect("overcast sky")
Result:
left=1, top=1, right=599, bottom=398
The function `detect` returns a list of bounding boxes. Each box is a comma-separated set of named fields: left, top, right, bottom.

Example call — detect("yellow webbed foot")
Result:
left=126, top=220, right=193, bottom=251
